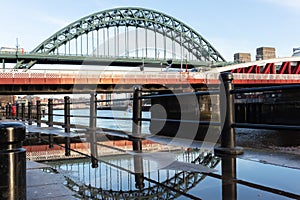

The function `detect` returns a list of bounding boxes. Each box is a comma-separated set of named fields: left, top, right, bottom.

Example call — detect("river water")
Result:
left=42, top=108, right=151, bottom=134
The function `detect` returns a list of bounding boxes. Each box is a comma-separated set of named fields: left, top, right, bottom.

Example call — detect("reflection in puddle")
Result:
left=47, top=150, right=219, bottom=199
left=45, top=149, right=300, bottom=199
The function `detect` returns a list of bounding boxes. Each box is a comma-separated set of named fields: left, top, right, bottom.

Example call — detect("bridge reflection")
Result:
left=47, top=150, right=220, bottom=199
left=44, top=148, right=300, bottom=199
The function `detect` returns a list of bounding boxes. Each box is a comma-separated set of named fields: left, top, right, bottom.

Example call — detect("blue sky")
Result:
left=0, top=0, right=299, bottom=61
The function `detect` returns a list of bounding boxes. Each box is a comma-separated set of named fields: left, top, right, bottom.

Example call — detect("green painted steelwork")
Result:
left=0, top=52, right=229, bottom=68
left=32, top=7, right=226, bottom=62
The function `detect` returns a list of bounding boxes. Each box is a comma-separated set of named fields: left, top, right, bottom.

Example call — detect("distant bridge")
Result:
left=0, top=7, right=227, bottom=69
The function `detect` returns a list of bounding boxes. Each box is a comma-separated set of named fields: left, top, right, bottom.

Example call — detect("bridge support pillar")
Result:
left=215, top=72, right=243, bottom=155
left=149, top=89, right=210, bottom=141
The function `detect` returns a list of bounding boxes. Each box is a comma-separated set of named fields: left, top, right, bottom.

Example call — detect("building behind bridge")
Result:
left=256, top=47, right=276, bottom=60
left=234, top=46, right=276, bottom=63
left=234, top=52, right=251, bottom=63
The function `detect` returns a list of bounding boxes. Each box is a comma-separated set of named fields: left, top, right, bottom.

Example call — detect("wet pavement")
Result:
left=26, top=161, right=76, bottom=199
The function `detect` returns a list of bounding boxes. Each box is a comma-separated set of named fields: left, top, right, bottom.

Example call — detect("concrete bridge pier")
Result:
left=149, top=89, right=211, bottom=141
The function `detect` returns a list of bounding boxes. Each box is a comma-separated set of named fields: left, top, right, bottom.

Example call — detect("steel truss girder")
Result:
left=32, top=7, right=225, bottom=62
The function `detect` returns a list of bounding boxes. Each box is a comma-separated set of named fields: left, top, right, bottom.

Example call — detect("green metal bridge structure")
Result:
left=0, top=7, right=227, bottom=69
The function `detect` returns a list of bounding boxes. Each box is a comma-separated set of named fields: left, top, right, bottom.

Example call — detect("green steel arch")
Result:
left=32, top=7, right=226, bottom=62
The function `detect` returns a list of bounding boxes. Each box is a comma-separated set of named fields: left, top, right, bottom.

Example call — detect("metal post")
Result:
left=86, top=32, right=89, bottom=56
left=163, top=33, right=167, bottom=60
left=16, top=103, right=19, bottom=120
left=132, top=86, right=142, bottom=152
left=89, top=92, right=98, bottom=168
left=47, top=99, right=53, bottom=127
left=114, top=27, right=117, bottom=57
left=0, top=122, right=26, bottom=200
left=8, top=104, right=12, bottom=119
left=145, top=28, right=148, bottom=58
left=80, top=35, right=83, bottom=56
left=36, top=100, right=41, bottom=127
left=47, top=99, right=54, bottom=148
left=5, top=104, right=9, bottom=119
left=135, top=27, right=138, bottom=58
left=117, top=26, right=120, bottom=57
left=215, top=72, right=243, bottom=155
left=154, top=28, right=157, bottom=60
left=75, top=37, right=78, bottom=56
left=97, top=29, right=99, bottom=57
left=221, top=155, right=237, bottom=200
left=107, top=28, right=110, bottom=57
left=103, top=28, right=106, bottom=56
left=28, top=101, right=32, bottom=125
left=134, top=155, right=145, bottom=189
left=64, top=96, right=71, bottom=156
left=21, top=103, right=25, bottom=122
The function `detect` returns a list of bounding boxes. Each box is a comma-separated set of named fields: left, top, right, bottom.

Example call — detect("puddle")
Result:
left=44, top=149, right=300, bottom=199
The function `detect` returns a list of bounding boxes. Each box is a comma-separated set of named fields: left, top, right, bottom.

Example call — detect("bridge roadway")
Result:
left=1, top=52, right=299, bottom=68
left=0, top=52, right=214, bottom=69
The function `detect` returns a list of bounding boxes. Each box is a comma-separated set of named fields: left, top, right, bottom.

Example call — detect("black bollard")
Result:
left=0, top=121, right=26, bottom=200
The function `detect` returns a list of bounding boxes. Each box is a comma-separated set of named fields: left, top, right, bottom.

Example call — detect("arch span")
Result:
left=32, top=7, right=225, bottom=62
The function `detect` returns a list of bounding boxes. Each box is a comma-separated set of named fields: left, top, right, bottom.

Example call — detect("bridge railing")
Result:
left=3, top=72, right=300, bottom=198
left=233, top=73, right=300, bottom=81
left=0, top=68, right=195, bottom=79
left=5, top=84, right=222, bottom=159
left=4, top=72, right=300, bottom=158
